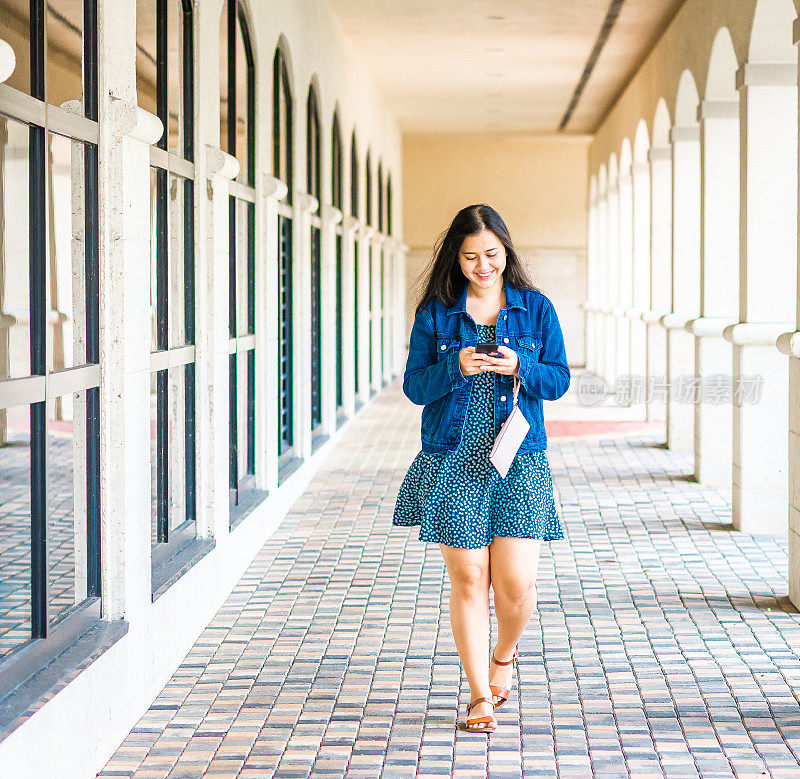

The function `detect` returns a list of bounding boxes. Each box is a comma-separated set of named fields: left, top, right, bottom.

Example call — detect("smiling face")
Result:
left=458, top=229, right=507, bottom=292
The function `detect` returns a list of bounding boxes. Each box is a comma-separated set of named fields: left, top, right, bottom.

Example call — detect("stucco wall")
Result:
left=402, top=132, right=590, bottom=367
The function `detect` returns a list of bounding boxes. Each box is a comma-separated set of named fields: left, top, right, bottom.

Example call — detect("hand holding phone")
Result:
left=475, top=342, right=502, bottom=358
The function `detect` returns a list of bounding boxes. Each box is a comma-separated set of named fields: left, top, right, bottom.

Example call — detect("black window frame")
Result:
left=222, top=0, right=264, bottom=525
left=0, top=0, right=117, bottom=723
left=143, top=0, right=211, bottom=596
left=365, top=149, right=374, bottom=396
left=273, top=46, right=300, bottom=482
left=306, top=83, right=324, bottom=450
left=331, top=111, right=344, bottom=425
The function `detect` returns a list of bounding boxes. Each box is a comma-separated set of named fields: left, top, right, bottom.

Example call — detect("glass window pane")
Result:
left=135, top=0, right=157, bottom=117
left=47, top=131, right=89, bottom=371
left=1, top=115, right=31, bottom=379
left=46, top=0, right=85, bottom=106
left=168, top=172, right=187, bottom=348
left=234, top=14, right=249, bottom=185
left=1, top=0, right=32, bottom=95
left=47, top=390, right=87, bottom=625
left=0, top=403, right=32, bottom=656
left=219, top=0, right=229, bottom=153
left=166, top=0, right=183, bottom=154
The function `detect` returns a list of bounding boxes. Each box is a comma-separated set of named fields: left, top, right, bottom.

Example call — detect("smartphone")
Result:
left=475, top=342, right=502, bottom=358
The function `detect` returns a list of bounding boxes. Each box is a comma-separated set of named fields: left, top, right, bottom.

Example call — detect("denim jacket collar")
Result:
left=445, top=278, right=528, bottom=316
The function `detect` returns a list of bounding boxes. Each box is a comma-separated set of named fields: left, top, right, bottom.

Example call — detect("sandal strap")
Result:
left=491, top=650, right=518, bottom=666
left=466, top=696, right=495, bottom=714
left=490, top=684, right=511, bottom=698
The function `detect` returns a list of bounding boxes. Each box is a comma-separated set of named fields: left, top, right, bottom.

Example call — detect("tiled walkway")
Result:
left=102, top=380, right=800, bottom=778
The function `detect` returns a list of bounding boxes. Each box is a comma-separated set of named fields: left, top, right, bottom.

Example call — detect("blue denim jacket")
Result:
left=402, top=280, right=570, bottom=453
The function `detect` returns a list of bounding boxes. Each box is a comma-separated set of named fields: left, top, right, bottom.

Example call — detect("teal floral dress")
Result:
left=393, top=323, right=564, bottom=549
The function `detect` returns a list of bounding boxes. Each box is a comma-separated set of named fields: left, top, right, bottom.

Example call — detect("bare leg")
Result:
left=488, top=537, right=542, bottom=695
left=439, top=543, right=494, bottom=724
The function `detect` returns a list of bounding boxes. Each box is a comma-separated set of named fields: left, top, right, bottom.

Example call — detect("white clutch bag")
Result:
left=489, top=375, right=530, bottom=478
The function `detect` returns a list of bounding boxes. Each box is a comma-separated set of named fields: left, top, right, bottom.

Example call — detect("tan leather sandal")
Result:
left=465, top=696, right=497, bottom=732
left=489, top=649, right=518, bottom=709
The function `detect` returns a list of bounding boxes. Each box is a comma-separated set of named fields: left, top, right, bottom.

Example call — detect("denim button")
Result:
left=440, top=344, right=446, bottom=350
left=500, top=395, right=507, bottom=402
left=503, top=315, right=507, bottom=320
left=503, top=337, right=509, bottom=344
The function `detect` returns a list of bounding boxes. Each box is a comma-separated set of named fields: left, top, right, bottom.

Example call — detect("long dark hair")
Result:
left=414, top=204, right=538, bottom=313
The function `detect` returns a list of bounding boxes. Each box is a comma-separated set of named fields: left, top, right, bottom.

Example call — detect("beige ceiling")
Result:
left=328, top=0, right=686, bottom=134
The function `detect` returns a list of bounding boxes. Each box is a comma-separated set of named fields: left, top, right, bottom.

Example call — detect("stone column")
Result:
left=260, top=174, right=288, bottom=488
left=644, top=146, right=671, bottom=424
left=594, top=184, right=608, bottom=383
left=787, top=17, right=800, bottom=605
left=320, top=203, right=343, bottom=435
left=294, top=192, right=318, bottom=460
left=99, top=98, right=163, bottom=620
left=585, top=184, right=598, bottom=375
left=725, top=61, right=797, bottom=534
left=630, top=160, right=650, bottom=390
left=687, top=98, right=739, bottom=486
left=356, top=224, right=374, bottom=404
left=603, top=178, right=619, bottom=387
left=615, top=166, right=633, bottom=393
left=340, top=215, right=359, bottom=418
left=393, top=241, right=408, bottom=376
left=0, top=43, right=14, bottom=444
left=371, top=232, right=383, bottom=393
left=664, top=124, right=700, bottom=452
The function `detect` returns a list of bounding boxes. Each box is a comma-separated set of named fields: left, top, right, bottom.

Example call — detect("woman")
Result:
left=392, top=204, right=570, bottom=733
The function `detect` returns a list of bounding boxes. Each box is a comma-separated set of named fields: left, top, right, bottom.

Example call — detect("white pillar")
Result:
left=603, top=179, right=619, bottom=386
left=616, top=166, right=633, bottom=394
left=630, top=160, right=650, bottom=391
left=644, top=146, right=671, bottom=424
left=726, top=62, right=797, bottom=534
left=341, top=215, right=359, bottom=417
left=688, top=98, right=739, bottom=486
left=594, top=186, right=608, bottom=383
left=320, top=203, right=343, bottom=435
left=294, top=192, right=318, bottom=460
left=393, top=240, right=408, bottom=376
left=664, top=124, right=700, bottom=452
left=788, top=18, right=800, bottom=605
left=585, top=190, right=598, bottom=374
left=100, top=100, right=163, bottom=621
left=357, top=225, right=374, bottom=402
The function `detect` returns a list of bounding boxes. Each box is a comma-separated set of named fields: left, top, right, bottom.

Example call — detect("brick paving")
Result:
left=101, top=379, right=800, bottom=778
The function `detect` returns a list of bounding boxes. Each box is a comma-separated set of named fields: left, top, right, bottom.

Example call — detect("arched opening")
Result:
left=666, top=69, right=700, bottom=452
left=631, top=120, right=650, bottom=392
left=0, top=0, right=101, bottom=665
left=331, top=110, right=344, bottom=419
left=695, top=27, right=739, bottom=486
left=616, top=138, right=634, bottom=388
left=603, top=153, right=619, bottom=386
left=140, top=0, right=199, bottom=555
left=273, top=41, right=296, bottom=478
left=306, top=82, right=323, bottom=446
left=221, top=0, right=257, bottom=512
left=646, top=98, right=672, bottom=427
left=365, top=149, right=375, bottom=395
left=350, top=131, right=360, bottom=401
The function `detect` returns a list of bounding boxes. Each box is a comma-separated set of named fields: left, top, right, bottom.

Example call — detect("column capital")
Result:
left=261, top=173, right=288, bottom=201
left=320, top=203, right=343, bottom=225
left=777, top=330, right=800, bottom=358
left=641, top=308, right=667, bottom=324
left=660, top=312, right=695, bottom=329
left=359, top=224, right=376, bottom=241
left=296, top=192, right=319, bottom=214
left=0, top=38, right=16, bottom=83
left=112, top=96, right=163, bottom=145
left=670, top=125, right=699, bottom=144
left=722, top=321, right=795, bottom=345
left=648, top=146, right=671, bottom=163
left=684, top=316, right=737, bottom=337
left=205, top=145, right=239, bottom=180
left=736, top=63, right=796, bottom=90
left=341, top=214, right=361, bottom=235
left=697, top=99, right=739, bottom=121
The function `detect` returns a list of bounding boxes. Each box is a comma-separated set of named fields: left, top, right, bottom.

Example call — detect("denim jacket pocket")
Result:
left=436, top=337, right=461, bottom=359
left=514, top=334, right=542, bottom=356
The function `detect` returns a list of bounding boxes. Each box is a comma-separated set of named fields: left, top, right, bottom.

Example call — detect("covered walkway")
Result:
left=101, top=380, right=800, bottom=778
